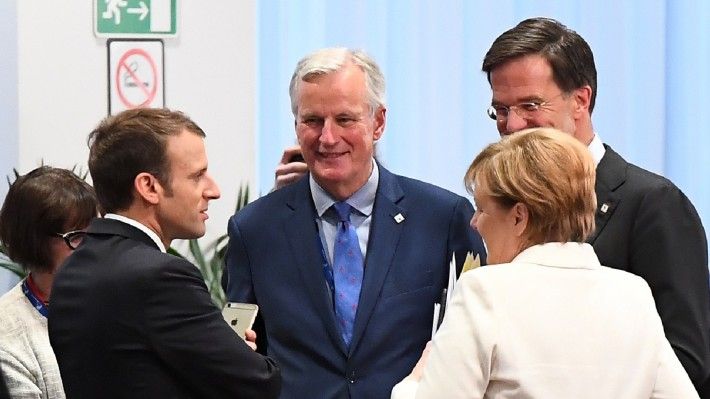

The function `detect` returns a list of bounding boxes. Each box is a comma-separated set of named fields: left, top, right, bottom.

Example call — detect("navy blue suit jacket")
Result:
left=224, top=165, right=486, bottom=399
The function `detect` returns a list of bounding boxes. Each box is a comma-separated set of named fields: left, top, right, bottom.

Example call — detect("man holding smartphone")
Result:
left=49, top=108, right=281, bottom=399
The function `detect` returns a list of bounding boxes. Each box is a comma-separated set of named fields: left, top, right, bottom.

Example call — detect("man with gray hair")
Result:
left=223, top=48, right=486, bottom=398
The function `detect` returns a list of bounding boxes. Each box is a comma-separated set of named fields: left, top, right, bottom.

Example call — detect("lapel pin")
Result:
left=394, top=213, right=405, bottom=224
left=600, top=203, right=609, bottom=213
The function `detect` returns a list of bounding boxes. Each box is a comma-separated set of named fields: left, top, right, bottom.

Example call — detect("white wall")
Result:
left=0, top=0, right=20, bottom=292
left=14, top=0, right=257, bottom=245
left=0, top=1, right=257, bottom=292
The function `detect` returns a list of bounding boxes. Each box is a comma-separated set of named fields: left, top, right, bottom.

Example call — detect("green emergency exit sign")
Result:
left=94, top=0, right=178, bottom=38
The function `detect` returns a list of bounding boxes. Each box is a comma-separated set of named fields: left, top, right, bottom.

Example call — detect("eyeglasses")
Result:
left=55, top=230, right=87, bottom=250
left=487, top=92, right=565, bottom=121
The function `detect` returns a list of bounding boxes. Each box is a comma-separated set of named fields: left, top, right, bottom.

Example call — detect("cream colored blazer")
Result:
left=392, top=243, right=697, bottom=399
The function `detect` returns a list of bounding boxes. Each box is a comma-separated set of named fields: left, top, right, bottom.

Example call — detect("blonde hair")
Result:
left=465, top=128, right=596, bottom=244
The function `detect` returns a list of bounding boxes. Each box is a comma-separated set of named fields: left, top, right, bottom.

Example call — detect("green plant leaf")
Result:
left=167, top=247, right=184, bottom=258
left=189, top=239, right=207, bottom=269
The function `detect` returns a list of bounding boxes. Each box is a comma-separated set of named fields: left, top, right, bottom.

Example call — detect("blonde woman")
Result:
left=392, top=128, right=696, bottom=398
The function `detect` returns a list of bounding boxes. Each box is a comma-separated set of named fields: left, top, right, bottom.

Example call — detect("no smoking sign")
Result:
left=108, top=40, right=164, bottom=115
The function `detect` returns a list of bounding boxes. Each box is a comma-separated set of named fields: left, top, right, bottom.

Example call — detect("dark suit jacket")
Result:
left=224, top=165, right=486, bottom=399
left=589, top=145, right=710, bottom=385
left=49, top=218, right=281, bottom=399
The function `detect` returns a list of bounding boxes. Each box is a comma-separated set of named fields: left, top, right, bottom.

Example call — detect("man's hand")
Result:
left=274, top=145, right=308, bottom=190
left=244, top=329, right=258, bottom=351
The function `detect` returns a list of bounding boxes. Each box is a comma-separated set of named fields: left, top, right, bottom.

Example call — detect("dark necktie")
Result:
left=332, top=201, right=364, bottom=348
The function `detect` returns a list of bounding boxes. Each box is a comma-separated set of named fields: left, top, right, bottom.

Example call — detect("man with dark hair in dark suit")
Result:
left=482, top=17, right=710, bottom=392
left=49, top=108, right=281, bottom=399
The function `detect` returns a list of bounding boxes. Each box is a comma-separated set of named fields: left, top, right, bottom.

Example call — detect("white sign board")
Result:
left=108, top=40, right=164, bottom=115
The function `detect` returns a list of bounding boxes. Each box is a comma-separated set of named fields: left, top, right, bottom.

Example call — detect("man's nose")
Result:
left=205, top=175, right=221, bottom=199
left=502, top=111, right=529, bottom=135
left=319, top=119, right=338, bottom=144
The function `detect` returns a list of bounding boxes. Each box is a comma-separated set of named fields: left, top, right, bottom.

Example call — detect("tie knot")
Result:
left=333, top=201, right=353, bottom=222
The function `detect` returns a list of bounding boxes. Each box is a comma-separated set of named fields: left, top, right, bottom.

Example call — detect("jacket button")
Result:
left=348, top=370, right=356, bottom=384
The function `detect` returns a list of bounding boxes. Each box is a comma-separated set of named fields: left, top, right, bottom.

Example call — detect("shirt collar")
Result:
left=104, top=213, right=167, bottom=252
left=310, top=160, right=379, bottom=218
left=588, top=133, right=606, bottom=167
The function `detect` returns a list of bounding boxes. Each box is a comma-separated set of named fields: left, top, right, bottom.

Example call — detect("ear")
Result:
left=511, top=202, right=529, bottom=237
left=134, top=172, right=162, bottom=206
left=372, top=106, right=386, bottom=141
left=572, top=85, right=592, bottom=116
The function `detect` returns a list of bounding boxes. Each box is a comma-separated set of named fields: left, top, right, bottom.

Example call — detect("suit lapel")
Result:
left=588, top=145, right=626, bottom=244
left=283, top=177, right=348, bottom=355
left=349, top=166, right=405, bottom=353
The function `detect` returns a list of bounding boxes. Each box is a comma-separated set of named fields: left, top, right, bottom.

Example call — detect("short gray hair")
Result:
left=289, top=47, right=386, bottom=116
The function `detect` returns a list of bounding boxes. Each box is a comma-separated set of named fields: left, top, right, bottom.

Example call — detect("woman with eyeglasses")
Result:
left=391, top=128, right=697, bottom=398
left=0, top=166, right=97, bottom=399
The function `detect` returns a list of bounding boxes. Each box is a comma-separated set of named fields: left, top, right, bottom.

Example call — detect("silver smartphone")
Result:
left=221, top=302, right=259, bottom=339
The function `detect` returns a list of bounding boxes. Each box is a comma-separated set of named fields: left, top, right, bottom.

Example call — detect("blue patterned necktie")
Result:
left=332, top=201, right=364, bottom=348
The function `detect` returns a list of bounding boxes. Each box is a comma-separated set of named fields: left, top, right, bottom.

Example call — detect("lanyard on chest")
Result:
left=22, top=277, right=49, bottom=318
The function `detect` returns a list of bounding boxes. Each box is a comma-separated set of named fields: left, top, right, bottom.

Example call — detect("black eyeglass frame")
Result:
left=54, top=230, right=87, bottom=250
